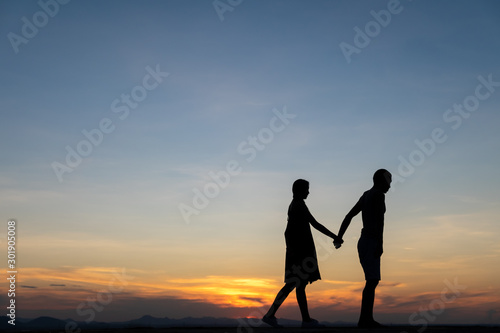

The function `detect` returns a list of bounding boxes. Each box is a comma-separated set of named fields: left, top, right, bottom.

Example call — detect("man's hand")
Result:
left=333, top=237, right=344, bottom=249
left=377, top=245, right=383, bottom=256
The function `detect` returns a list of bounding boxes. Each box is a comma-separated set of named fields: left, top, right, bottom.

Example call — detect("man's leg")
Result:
left=359, top=279, right=378, bottom=322
left=358, top=279, right=385, bottom=328
left=357, top=237, right=384, bottom=328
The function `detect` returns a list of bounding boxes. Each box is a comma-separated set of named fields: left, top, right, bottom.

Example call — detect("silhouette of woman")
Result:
left=262, top=179, right=341, bottom=328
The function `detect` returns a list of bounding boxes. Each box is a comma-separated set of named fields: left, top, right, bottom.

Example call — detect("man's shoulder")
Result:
left=367, top=187, right=385, bottom=197
left=362, top=188, right=385, bottom=205
left=361, top=188, right=382, bottom=199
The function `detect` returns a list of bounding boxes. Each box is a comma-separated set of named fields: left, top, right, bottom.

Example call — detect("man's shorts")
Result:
left=357, top=236, right=381, bottom=281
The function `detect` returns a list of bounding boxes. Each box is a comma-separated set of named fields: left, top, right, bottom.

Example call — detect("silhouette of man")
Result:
left=336, top=169, right=392, bottom=328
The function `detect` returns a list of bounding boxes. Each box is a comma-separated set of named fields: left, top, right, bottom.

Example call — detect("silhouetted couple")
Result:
left=262, top=169, right=392, bottom=329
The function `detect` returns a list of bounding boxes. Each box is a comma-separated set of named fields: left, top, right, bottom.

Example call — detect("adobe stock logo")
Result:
left=392, top=73, right=499, bottom=189
left=51, top=64, right=169, bottom=182
left=178, top=106, right=296, bottom=224
left=65, top=268, right=134, bottom=333
left=339, top=0, right=411, bottom=64
left=7, top=0, right=70, bottom=54
left=404, top=277, right=467, bottom=333
left=212, top=0, right=244, bottom=22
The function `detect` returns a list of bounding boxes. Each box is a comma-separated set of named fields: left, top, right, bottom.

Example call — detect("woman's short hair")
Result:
left=292, top=179, right=309, bottom=195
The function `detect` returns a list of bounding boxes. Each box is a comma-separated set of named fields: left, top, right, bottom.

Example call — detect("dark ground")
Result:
left=55, top=326, right=498, bottom=333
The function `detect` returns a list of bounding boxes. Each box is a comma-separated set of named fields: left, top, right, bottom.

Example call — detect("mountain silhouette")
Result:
left=0, top=315, right=353, bottom=330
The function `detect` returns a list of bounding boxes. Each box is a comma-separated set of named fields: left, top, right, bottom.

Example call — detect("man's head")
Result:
left=292, top=179, right=309, bottom=199
left=373, top=169, right=392, bottom=193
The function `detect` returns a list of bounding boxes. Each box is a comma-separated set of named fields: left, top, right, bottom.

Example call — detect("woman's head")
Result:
left=292, top=179, right=309, bottom=199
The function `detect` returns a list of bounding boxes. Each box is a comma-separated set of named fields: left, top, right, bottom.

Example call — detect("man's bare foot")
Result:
left=357, top=319, right=386, bottom=328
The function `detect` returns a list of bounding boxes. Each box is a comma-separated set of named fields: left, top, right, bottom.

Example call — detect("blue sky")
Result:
left=1, top=0, right=500, bottom=325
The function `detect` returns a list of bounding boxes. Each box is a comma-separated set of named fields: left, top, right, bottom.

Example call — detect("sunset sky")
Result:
left=1, top=0, right=499, bottom=326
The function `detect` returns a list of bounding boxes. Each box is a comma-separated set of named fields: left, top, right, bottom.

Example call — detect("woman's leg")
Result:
left=296, top=281, right=311, bottom=322
left=264, top=282, right=295, bottom=318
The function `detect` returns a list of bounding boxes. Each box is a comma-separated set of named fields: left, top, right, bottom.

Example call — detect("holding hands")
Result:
left=332, top=235, right=344, bottom=249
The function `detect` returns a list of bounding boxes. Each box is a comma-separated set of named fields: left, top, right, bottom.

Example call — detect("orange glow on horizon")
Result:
left=5, top=266, right=499, bottom=322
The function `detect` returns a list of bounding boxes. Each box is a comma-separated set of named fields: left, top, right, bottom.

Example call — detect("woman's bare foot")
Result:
left=262, top=315, right=283, bottom=328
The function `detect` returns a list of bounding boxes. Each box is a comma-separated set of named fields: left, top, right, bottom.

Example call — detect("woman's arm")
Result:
left=310, top=215, right=339, bottom=241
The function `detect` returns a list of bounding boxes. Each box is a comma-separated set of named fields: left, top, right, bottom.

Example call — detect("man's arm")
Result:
left=372, top=191, right=385, bottom=256
left=337, top=197, right=363, bottom=240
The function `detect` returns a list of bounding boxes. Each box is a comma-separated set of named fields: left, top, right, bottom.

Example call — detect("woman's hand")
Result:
left=333, top=236, right=344, bottom=249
